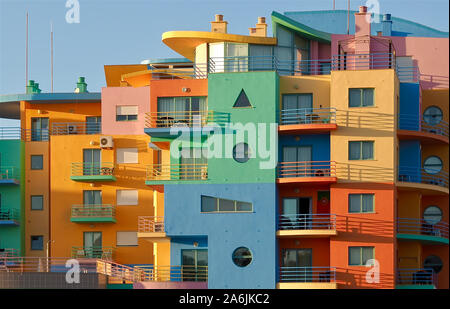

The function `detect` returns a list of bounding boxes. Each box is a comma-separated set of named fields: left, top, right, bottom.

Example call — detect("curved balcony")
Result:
left=398, top=115, right=449, bottom=144
left=277, top=266, right=337, bottom=289
left=397, top=218, right=449, bottom=245
left=137, top=216, right=169, bottom=243
left=70, top=162, right=116, bottom=182
left=396, top=268, right=437, bottom=289
left=277, top=214, right=337, bottom=237
left=397, top=167, right=449, bottom=195
left=0, top=167, right=20, bottom=185
left=0, top=208, right=19, bottom=226
left=279, top=108, right=337, bottom=134
left=70, top=205, right=116, bottom=223
left=145, top=164, right=208, bottom=185
left=277, top=161, right=337, bottom=185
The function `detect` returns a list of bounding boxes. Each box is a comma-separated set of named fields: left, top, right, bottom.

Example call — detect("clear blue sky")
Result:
left=0, top=0, right=448, bottom=126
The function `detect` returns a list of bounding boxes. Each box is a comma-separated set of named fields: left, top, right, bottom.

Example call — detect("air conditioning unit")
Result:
left=100, top=136, right=114, bottom=148
left=67, top=124, right=78, bottom=134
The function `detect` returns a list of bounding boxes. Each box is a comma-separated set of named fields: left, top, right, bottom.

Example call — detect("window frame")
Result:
left=200, top=195, right=253, bottom=213
left=348, top=88, right=375, bottom=108
left=115, top=105, right=138, bottom=122
left=30, top=155, right=44, bottom=170
left=348, top=194, right=375, bottom=213
left=348, top=246, right=375, bottom=266
left=31, top=235, right=44, bottom=251
left=31, top=195, right=44, bottom=211
left=116, top=231, right=138, bottom=247
left=348, top=141, right=374, bottom=160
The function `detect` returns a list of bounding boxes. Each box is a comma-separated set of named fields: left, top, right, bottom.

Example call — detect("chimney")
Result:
left=249, top=17, right=267, bottom=37
left=211, top=14, right=227, bottom=34
left=26, top=80, right=41, bottom=94
left=75, top=77, right=88, bottom=93
left=382, top=14, right=392, bottom=36
left=354, top=5, right=371, bottom=37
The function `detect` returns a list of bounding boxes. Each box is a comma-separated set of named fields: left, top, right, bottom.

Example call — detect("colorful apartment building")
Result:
left=0, top=7, right=448, bottom=289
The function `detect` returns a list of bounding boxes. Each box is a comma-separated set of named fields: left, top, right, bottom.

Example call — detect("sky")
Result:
left=0, top=0, right=449, bottom=126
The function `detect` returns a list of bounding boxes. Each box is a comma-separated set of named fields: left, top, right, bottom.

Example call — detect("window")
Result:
left=349, top=194, right=374, bottom=213
left=31, top=117, right=49, bottom=141
left=349, top=247, right=374, bottom=266
left=233, top=143, right=251, bottom=163
left=116, top=148, right=138, bottom=164
left=423, top=206, right=442, bottom=225
left=349, top=88, right=374, bottom=107
left=349, top=141, right=374, bottom=160
left=31, top=155, right=43, bottom=170
left=201, top=195, right=253, bottom=213
left=424, top=255, right=443, bottom=273
left=116, top=106, right=138, bottom=121
left=116, top=232, right=138, bottom=246
left=281, top=94, right=313, bottom=124
left=116, top=190, right=138, bottom=206
left=232, top=247, right=253, bottom=267
left=423, top=156, right=443, bottom=175
left=31, top=236, right=44, bottom=250
left=423, top=106, right=443, bottom=125
left=86, top=116, right=101, bottom=134
left=83, top=190, right=102, bottom=205
left=31, top=195, right=44, bottom=210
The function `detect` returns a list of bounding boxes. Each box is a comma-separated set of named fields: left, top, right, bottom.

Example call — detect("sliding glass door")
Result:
left=281, top=248, right=312, bottom=282
left=182, top=249, right=208, bottom=281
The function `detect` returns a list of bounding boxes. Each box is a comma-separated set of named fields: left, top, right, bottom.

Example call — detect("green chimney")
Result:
left=26, top=80, right=41, bottom=94
left=75, top=77, right=88, bottom=93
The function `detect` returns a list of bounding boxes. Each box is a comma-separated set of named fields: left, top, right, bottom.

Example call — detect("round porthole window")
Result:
left=233, top=143, right=251, bottom=163
left=423, top=106, right=443, bottom=126
left=232, top=247, right=253, bottom=267
left=424, top=255, right=443, bottom=274
left=423, top=156, right=443, bottom=175
left=423, top=206, right=443, bottom=225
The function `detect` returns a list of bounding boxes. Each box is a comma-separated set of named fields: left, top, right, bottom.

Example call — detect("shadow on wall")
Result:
left=421, top=74, right=450, bottom=89
left=336, top=267, right=395, bottom=289
left=335, top=215, right=395, bottom=239
left=336, top=163, right=395, bottom=182
left=335, top=110, right=395, bottom=132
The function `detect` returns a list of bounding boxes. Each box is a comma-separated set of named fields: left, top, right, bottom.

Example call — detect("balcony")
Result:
left=279, top=108, right=337, bottom=134
left=137, top=216, right=168, bottom=242
left=397, top=218, right=449, bottom=245
left=70, top=205, right=116, bottom=223
left=144, top=110, right=229, bottom=138
left=277, top=267, right=337, bottom=289
left=398, top=115, right=449, bottom=144
left=0, top=248, right=19, bottom=258
left=134, top=265, right=208, bottom=289
left=0, top=167, right=20, bottom=185
left=277, top=214, right=337, bottom=238
left=70, top=162, right=116, bottom=182
left=277, top=161, right=337, bottom=184
left=0, top=127, right=22, bottom=140
left=0, top=209, right=19, bottom=226
left=145, top=164, right=208, bottom=185
left=71, top=247, right=115, bottom=260
left=51, top=122, right=102, bottom=135
left=396, top=268, right=437, bottom=289
left=397, top=167, right=449, bottom=195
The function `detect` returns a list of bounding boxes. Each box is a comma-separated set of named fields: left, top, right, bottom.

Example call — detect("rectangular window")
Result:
left=349, top=247, right=375, bottom=266
left=116, top=190, right=138, bottom=206
left=31, top=195, right=44, bottom=210
left=349, top=194, right=374, bottom=213
left=201, top=195, right=253, bottom=213
left=31, top=155, right=43, bottom=170
left=349, top=141, right=374, bottom=160
left=31, top=117, right=49, bottom=141
left=349, top=88, right=374, bottom=107
left=116, top=148, right=138, bottom=164
left=31, top=236, right=44, bottom=250
left=116, top=105, right=138, bottom=121
left=116, top=231, right=138, bottom=246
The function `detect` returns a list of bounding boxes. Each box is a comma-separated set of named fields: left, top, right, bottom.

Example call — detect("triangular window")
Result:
left=233, top=89, right=252, bottom=108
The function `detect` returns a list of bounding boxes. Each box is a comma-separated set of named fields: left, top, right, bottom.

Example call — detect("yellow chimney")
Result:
left=211, top=14, right=228, bottom=33
left=249, top=17, right=267, bottom=37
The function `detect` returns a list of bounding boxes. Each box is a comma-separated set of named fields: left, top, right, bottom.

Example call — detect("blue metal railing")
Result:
left=397, top=218, right=449, bottom=239
left=398, top=115, right=449, bottom=139
left=278, top=214, right=336, bottom=231
left=398, top=166, right=449, bottom=189
left=397, top=268, right=437, bottom=286
left=0, top=127, right=22, bottom=140
left=280, top=107, right=336, bottom=125
left=279, top=266, right=336, bottom=283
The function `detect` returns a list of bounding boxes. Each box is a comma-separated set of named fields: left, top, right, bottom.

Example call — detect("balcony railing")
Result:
left=146, top=164, right=208, bottom=181
left=134, top=265, right=208, bottom=282
left=278, top=161, right=336, bottom=179
left=398, top=167, right=449, bottom=189
left=398, top=115, right=449, bottom=139
left=332, top=53, right=396, bottom=71
left=147, top=64, right=209, bottom=80
left=51, top=122, right=101, bottom=135
left=0, top=248, right=19, bottom=258
left=71, top=204, right=116, bottom=222
left=0, top=208, right=19, bottom=224
left=278, top=214, right=336, bottom=231
left=145, top=110, right=229, bottom=129
left=397, top=218, right=449, bottom=239
left=71, top=162, right=115, bottom=177
left=0, top=167, right=19, bottom=182
left=71, top=247, right=115, bottom=260
left=138, top=216, right=165, bottom=233
left=279, top=266, right=337, bottom=283
left=0, top=127, right=22, bottom=140
left=280, top=108, right=336, bottom=126
left=397, top=268, right=437, bottom=286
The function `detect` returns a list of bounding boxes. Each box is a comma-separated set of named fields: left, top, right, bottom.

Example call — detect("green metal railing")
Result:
left=71, top=162, right=115, bottom=177
left=71, top=205, right=116, bottom=218
left=0, top=208, right=19, bottom=222
left=71, top=247, right=115, bottom=260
